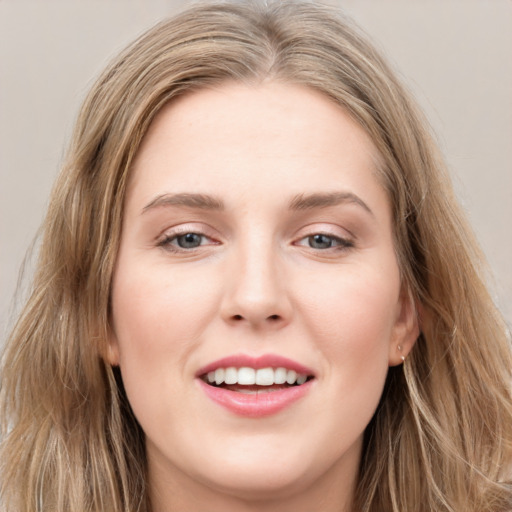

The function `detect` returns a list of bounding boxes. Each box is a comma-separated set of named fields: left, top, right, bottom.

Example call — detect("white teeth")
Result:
left=255, top=367, right=274, bottom=385
left=296, top=374, right=307, bottom=385
left=224, top=367, right=237, bottom=385
left=274, top=367, right=287, bottom=384
left=204, top=366, right=310, bottom=386
left=214, top=368, right=225, bottom=385
left=286, top=370, right=297, bottom=385
left=238, top=367, right=256, bottom=385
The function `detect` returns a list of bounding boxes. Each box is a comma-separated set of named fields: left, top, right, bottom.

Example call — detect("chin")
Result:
left=195, top=460, right=312, bottom=501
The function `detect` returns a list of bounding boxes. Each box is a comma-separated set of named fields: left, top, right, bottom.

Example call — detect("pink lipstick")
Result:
left=195, top=354, right=315, bottom=417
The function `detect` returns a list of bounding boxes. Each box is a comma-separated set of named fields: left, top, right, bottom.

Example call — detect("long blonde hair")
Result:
left=1, top=1, right=511, bottom=511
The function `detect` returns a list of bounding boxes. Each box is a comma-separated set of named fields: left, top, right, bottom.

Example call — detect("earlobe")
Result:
left=388, top=285, right=420, bottom=367
left=105, top=327, right=121, bottom=366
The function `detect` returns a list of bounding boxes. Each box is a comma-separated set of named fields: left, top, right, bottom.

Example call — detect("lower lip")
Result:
left=197, top=379, right=313, bottom=417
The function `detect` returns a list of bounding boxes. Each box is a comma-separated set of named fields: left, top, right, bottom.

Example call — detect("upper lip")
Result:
left=195, top=354, right=315, bottom=378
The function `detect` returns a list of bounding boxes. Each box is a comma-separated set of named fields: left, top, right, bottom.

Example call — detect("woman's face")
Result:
left=109, top=82, right=418, bottom=506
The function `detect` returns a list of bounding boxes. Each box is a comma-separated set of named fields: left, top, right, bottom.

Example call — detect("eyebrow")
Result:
left=142, top=193, right=225, bottom=213
left=288, top=191, right=374, bottom=216
left=141, top=190, right=373, bottom=216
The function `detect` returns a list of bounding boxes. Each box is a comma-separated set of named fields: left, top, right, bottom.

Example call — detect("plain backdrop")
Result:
left=1, top=0, right=511, bottom=346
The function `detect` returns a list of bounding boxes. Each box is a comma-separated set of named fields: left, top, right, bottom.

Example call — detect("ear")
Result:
left=105, top=325, right=121, bottom=366
left=388, top=284, right=420, bottom=367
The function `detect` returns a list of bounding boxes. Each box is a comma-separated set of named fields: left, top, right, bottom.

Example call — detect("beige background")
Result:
left=1, top=0, right=511, bottom=345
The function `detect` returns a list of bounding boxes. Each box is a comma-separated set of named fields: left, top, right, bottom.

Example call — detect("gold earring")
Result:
left=398, top=345, right=406, bottom=363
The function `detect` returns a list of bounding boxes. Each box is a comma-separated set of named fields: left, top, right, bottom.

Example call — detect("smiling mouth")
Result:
left=200, top=366, right=314, bottom=394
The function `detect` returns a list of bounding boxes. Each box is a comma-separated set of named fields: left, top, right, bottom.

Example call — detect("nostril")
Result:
left=227, top=313, right=286, bottom=324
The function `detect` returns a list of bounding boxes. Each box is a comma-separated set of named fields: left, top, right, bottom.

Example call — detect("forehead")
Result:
left=127, top=82, right=387, bottom=215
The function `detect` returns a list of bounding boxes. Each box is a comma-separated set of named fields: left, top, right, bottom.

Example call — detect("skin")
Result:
left=108, top=82, right=418, bottom=512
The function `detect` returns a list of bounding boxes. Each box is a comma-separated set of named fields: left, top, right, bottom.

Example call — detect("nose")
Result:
left=220, top=242, right=293, bottom=329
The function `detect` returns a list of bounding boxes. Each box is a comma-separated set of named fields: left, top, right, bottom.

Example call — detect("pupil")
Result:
left=309, top=234, right=332, bottom=249
left=177, top=233, right=202, bottom=248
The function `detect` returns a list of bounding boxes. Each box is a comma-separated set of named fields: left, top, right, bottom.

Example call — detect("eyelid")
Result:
left=155, top=222, right=355, bottom=252
left=156, top=223, right=220, bottom=249
left=291, top=223, right=355, bottom=252
left=294, top=233, right=353, bottom=249
left=293, top=223, right=354, bottom=241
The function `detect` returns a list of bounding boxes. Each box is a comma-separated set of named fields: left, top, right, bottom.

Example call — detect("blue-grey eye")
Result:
left=308, top=234, right=336, bottom=249
left=176, top=233, right=203, bottom=248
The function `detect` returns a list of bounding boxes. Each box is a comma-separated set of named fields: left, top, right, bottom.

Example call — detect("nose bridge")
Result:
left=221, top=230, right=291, bottom=327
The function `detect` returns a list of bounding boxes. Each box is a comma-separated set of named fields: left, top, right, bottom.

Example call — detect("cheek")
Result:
left=300, top=263, right=400, bottom=349
left=109, top=260, right=222, bottom=399
left=297, top=261, right=400, bottom=402
left=276, top=263, right=400, bottom=471
left=109, top=260, right=225, bottom=440
left=112, top=260, right=220, bottom=350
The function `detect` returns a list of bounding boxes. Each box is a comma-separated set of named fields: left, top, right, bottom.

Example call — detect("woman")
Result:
left=1, top=1, right=511, bottom=511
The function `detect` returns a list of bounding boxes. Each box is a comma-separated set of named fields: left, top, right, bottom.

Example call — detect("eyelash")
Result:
left=295, top=233, right=354, bottom=251
left=157, top=229, right=354, bottom=254
left=157, top=230, right=216, bottom=252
